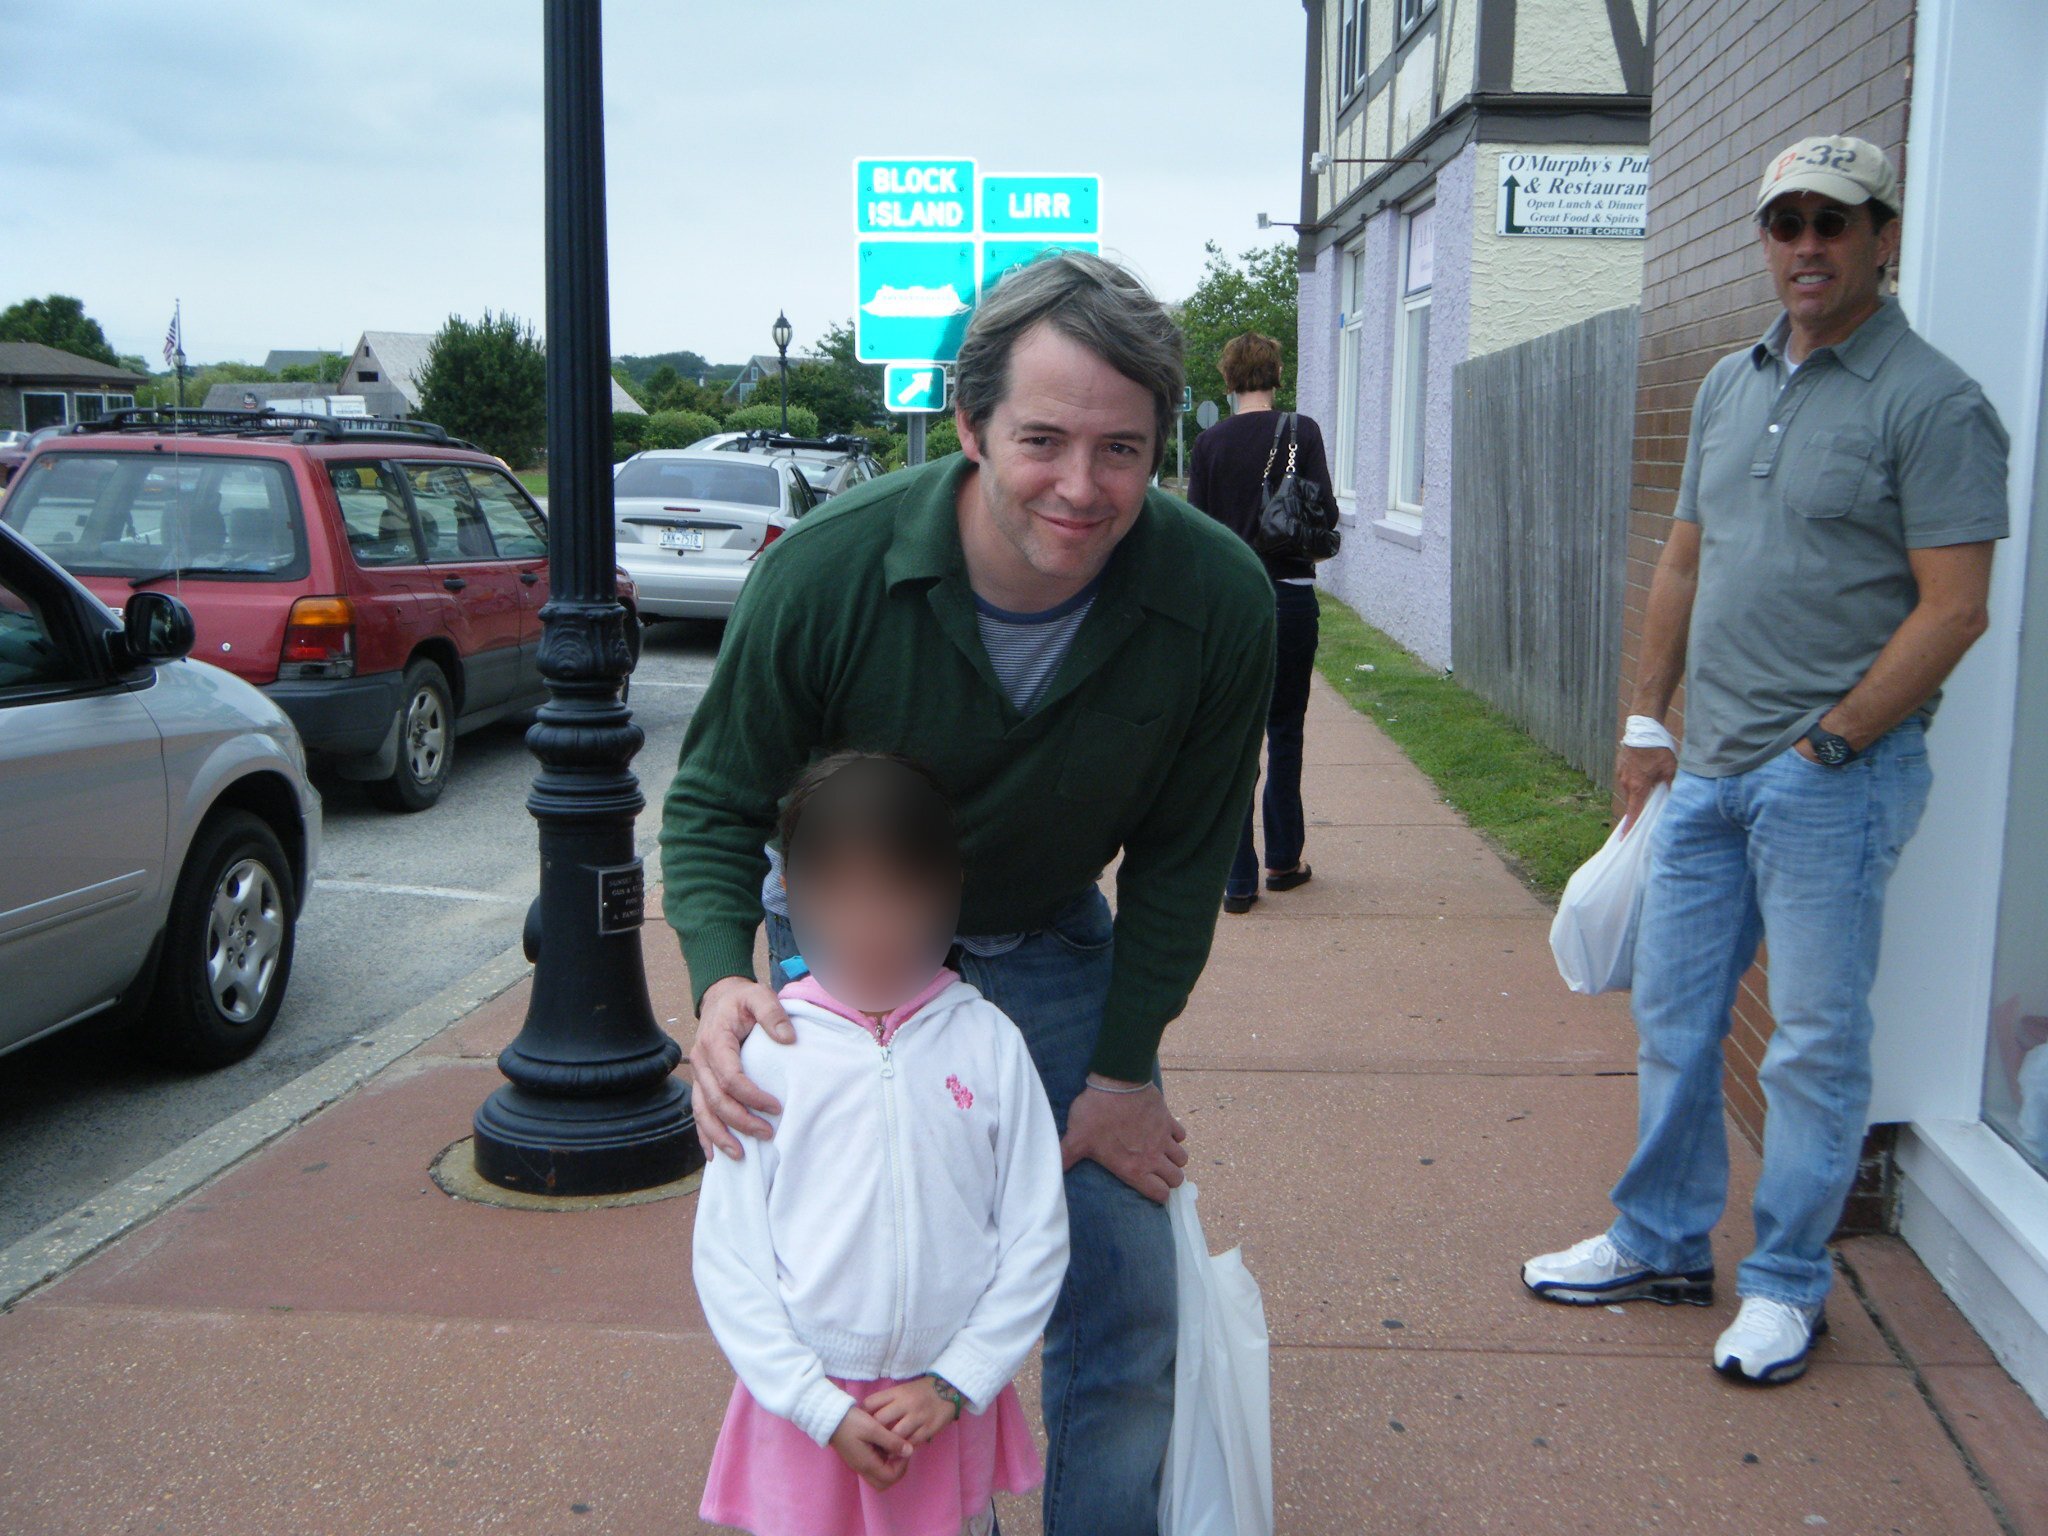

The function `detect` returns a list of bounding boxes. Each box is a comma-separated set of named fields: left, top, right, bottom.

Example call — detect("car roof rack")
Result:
left=71, top=408, right=481, bottom=451
left=731, top=429, right=874, bottom=455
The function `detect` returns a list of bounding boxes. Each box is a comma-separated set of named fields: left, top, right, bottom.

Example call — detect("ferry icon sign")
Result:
left=856, top=240, right=978, bottom=364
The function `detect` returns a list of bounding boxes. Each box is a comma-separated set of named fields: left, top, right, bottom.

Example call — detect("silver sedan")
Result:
left=612, top=449, right=817, bottom=621
left=0, top=522, right=321, bottom=1067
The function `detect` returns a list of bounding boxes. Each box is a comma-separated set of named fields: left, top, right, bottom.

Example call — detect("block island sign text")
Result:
left=856, top=158, right=976, bottom=232
left=1497, top=152, right=1648, bottom=238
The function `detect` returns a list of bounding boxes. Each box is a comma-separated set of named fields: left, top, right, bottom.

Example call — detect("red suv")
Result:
left=2, top=410, right=637, bottom=811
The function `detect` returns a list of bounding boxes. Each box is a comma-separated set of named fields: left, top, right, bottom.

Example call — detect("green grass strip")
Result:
left=1312, top=591, right=1612, bottom=900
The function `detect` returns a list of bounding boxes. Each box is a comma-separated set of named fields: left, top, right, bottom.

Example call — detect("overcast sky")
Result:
left=2, top=2, right=1307, bottom=369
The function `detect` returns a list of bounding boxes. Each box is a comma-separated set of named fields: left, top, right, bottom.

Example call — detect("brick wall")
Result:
left=1622, top=0, right=1914, bottom=1161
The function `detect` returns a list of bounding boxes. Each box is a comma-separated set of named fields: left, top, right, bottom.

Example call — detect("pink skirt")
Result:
left=699, top=1376, right=1042, bottom=1536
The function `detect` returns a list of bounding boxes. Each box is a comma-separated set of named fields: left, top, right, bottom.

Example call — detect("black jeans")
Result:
left=1228, top=580, right=1320, bottom=898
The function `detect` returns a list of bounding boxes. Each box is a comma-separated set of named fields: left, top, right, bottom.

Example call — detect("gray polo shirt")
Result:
left=1674, top=298, right=2009, bottom=776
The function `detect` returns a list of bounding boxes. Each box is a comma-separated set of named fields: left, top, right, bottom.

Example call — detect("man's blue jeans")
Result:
left=768, top=888, right=1174, bottom=1535
left=1608, top=720, right=1932, bottom=1309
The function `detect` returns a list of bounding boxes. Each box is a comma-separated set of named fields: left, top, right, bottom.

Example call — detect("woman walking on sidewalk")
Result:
left=1187, top=332, right=1336, bottom=915
left=693, top=753, right=1069, bottom=1536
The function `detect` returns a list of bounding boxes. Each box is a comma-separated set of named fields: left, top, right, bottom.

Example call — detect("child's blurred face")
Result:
left=786, top=844, right=960, bottom=1016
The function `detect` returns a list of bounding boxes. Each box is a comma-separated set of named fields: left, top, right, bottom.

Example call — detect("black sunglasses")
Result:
left=1761, top=206, right=1857, bottom=243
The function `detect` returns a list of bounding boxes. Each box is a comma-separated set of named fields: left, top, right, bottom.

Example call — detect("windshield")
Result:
left=2, top=452, right=307, bottom=580
left=612, top=457, right=781, bottom=508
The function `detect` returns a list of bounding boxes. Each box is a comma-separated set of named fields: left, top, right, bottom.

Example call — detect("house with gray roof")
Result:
left=0, top=342, right=146, bottom=432
left=261, top=349, right=335, bottom=375
left=724, top=352, right=819, bottom=404
left=344, top=330, right=645, bottom=417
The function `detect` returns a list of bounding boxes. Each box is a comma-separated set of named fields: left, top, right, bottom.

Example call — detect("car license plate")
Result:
left=659, top=528, right=704, bottom=551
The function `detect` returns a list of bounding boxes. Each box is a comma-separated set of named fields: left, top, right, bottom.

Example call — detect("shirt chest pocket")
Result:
left=1783, top=429, right=1880, bottom=519
left=1056, top=708, right=1166, bottom=802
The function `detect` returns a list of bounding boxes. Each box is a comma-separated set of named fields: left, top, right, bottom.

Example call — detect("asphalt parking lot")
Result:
left=0, top=618, right=722, bottom=1249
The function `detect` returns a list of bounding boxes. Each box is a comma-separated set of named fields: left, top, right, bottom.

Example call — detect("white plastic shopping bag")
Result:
left=1159, top=1180, right=1273, bottom=1536
left=1550, top=780, right=1669, bottom=994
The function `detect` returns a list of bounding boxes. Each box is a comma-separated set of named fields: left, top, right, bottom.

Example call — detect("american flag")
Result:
left=162, top=306, right=181, bottom=367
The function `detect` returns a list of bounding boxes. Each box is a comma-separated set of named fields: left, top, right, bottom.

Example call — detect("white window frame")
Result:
left=20, top=391, right=66, bottom=431
left=1337, top=0, right=1372, bottom=100
left=1333, top=238, right=1367, bottom=508
left=1386, top=198, right=1433, bottom=530
left=1397, top=0, right=1432, bottom=38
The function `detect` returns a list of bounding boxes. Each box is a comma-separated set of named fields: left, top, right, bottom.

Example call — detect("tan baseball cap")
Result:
left=1755, top=135, right=1900, bottom=213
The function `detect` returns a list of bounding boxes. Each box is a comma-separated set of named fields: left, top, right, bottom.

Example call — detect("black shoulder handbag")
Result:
left=1254, top=412, right=1341, bottom=563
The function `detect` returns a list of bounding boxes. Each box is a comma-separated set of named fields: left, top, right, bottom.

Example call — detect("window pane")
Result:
left=329, top=462, right=421, bottom=566
left=2, top=454, right=303, bottom=577
left=74, top=395, right=104, bottom=424
left=22, top=393, right=66, bottom=431
left=1335, top=330, right=1359, bottom=499
left=1398, top=301, right=1431, bottom=505
left=405, top=462, right=494, bottom=562
left=463, top=467, right=548, bottom=558
left=611, top=457, right=781, bottom=507
left=0, top=575, right=83, bottom=694
left=1405, top=204, right=1435, bottom=293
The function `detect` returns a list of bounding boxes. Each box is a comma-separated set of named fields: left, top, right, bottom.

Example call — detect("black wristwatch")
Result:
left=1804, top=723, right=1859, bottom=767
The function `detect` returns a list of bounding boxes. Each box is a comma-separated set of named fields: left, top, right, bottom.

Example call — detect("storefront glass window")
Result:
left=1982, top=371, right=2048, bottom=1177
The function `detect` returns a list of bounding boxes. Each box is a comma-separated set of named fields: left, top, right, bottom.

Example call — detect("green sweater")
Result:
left=658, top=453, right=1276, bottom=1081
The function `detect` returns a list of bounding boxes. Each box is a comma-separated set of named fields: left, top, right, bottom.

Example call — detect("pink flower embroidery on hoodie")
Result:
left=946, top=1074, right=974, bottom=1110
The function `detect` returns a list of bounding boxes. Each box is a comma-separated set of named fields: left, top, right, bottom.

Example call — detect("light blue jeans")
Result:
left=768, top=888, right=1174, bottom=1535
left=1608, top=720, right=1932, bottom=1309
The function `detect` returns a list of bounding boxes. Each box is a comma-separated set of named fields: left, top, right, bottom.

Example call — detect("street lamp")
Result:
left=470, top=0, right=697, bottom=1197
left=771, top=310, right=792, bottom=435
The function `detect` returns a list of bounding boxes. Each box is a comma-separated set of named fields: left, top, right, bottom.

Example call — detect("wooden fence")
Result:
left=1450, top=305, right=1639, bottom=787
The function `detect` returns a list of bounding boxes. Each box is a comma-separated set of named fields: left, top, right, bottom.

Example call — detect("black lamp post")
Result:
left=771, top=310, right=792, bottom=435
left=470, top=0, right=697, bottom=1197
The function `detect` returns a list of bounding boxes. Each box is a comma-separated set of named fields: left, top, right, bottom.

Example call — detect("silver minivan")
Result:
left=0, top=521, right=321, bottom=1066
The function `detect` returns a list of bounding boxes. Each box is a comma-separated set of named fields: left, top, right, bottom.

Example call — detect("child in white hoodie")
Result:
left=694, top=752, right=1070, bottom=1536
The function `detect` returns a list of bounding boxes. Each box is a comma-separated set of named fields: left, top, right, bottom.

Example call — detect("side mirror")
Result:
left=114, top=591, right=197, bottom=666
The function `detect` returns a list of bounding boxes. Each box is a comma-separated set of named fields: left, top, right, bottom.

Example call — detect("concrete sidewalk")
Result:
left=3, top=676, right=2042, bottom=1535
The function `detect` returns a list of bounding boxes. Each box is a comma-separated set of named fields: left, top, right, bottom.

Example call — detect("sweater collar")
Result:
left=781, top=967, right=961, bottom=1046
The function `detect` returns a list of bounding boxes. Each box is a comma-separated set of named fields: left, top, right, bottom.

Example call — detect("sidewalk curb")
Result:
left=0, top=942, right=532, bottom=1312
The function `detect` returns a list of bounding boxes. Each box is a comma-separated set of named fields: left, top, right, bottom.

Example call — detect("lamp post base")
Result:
left=472, top=1076, right=697, bottom=1197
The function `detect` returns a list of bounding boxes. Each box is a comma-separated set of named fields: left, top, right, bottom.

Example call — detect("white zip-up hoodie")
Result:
left=692, top=972, right=1070, bottom=1447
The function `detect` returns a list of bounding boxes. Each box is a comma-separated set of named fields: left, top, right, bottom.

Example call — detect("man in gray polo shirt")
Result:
left=1523, top=135, right=2009, bottom=1385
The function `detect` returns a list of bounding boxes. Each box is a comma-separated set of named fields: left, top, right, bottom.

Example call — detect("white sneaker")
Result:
left=1521, top=1232, right=1715, bottom=1306
left=1714, top=1296, right=1829, bottom=1385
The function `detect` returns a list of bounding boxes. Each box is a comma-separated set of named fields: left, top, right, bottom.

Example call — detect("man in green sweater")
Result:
left=661, top=251, right=1274, bottom=1533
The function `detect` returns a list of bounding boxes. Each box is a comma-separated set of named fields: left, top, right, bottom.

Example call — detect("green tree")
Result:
left=726, top=402, right=820, bottom=437
left=139, top=361, right=271, bottom=409
left=1177, top=241, right=1301, bottom=420
left=0, top=294, right=120, bottom=366
left=641, top=409, right=721, bottom=450
left=641, top=363, right=680, bottom=403
left=417, top=310, right=546, bottom=466
left=279, top=351, right=347, bottom=384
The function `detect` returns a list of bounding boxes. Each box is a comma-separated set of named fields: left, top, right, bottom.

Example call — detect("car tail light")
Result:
left=749, top=525, right=784, bottom=561
left=279, top=596, right=356, bottom=679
